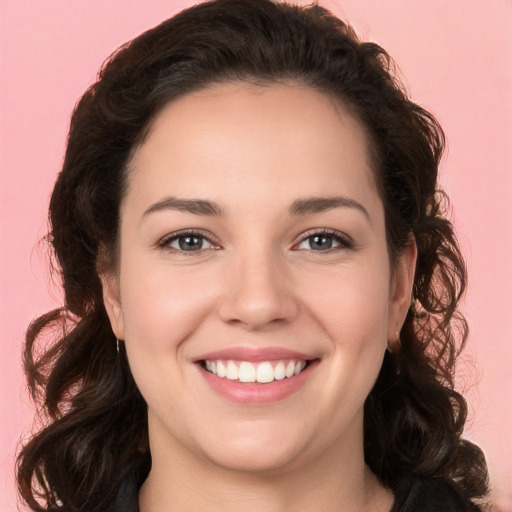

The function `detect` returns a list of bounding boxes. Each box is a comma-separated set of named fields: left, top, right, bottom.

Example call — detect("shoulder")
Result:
left=391, top=476, right=482, bottom=512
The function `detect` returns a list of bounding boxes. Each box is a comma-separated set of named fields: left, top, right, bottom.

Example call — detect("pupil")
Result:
left=179, top=235, right=202, bottom=251
left=311, top=235, right=332, bottom=250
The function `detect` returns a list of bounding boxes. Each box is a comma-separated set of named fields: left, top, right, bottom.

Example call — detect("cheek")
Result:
left=116, top=257, right=220, bottom=424
left=118, top=255, right=219, bottom=354
left=298, top=258, right=390, bottom=393
left=299, top=259, right=391, bottom=340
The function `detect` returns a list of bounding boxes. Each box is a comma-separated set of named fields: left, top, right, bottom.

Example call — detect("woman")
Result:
left=17, top=0, right=489, bottom=510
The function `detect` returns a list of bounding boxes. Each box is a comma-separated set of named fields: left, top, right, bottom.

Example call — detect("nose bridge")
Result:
left=218, top=241, right=299, bottom=329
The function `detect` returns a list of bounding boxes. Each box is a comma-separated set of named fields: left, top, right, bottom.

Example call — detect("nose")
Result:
left=217, top=251, right=300, bottom=330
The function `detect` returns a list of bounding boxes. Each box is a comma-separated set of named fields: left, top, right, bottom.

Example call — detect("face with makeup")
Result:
left=102, top=82, right=416, bottom=476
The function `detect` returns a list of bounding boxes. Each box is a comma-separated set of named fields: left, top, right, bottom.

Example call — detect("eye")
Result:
left=295, top=230, right=352, bottom=252
left=160, top=230, right=218, bottom=253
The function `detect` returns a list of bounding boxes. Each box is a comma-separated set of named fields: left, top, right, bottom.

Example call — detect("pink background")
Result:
left=1, top=1, right=511, bottom=510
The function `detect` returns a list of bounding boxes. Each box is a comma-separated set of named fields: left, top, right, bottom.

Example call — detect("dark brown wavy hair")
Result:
left=17, top=1, right=489, bottom=510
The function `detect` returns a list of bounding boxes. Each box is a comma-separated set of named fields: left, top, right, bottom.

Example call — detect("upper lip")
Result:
left=194, top=346, right=316, bottom=363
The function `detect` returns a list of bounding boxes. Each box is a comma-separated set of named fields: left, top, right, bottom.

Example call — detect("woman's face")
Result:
left=102, top=82, right=415, bottom=474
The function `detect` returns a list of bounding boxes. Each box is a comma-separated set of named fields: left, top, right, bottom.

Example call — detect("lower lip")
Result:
left=198, top=361, right=318, bottom=405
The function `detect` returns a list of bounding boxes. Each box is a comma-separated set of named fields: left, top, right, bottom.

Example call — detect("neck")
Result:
left=139, top=426, right=393, bottom=512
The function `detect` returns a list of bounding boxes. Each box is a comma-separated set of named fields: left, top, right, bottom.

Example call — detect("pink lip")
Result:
left=194, top=346, right=315, bottom=363
left=195, top=348, right=319, bottom=405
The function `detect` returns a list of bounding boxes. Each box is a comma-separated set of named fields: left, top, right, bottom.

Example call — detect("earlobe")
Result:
left=389, top=234, right=417, bottom=338
left=100, top=272, right=125, bottom=340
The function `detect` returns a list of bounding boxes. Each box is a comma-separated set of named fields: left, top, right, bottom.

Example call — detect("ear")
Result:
left=100, top=271, right=125, bottom=340
left=388, top=233, right=417, bottom=339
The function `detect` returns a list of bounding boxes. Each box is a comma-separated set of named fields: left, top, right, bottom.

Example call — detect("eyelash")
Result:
left=293, top=229, right=354, bottom=252
left=157, top=229, right=220, bottom=254
left=157, top=228, right=353, bottom=254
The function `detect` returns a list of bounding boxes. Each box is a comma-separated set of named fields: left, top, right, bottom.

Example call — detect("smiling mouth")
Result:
left=201, top=359, right=310, bottom=383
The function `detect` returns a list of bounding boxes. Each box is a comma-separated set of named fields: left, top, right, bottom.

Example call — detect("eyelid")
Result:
left=292, top=228, right=354, bottom=251
left=156, top=227, right=353, bottom=252
left=157, top=228, right=221, bottom=251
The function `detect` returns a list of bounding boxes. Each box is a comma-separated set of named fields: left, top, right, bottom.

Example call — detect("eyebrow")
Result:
left=142, top=196, right=224, bottom=218
left=142, top=195, right=369, bottom=221
left=289, top=196, right=370, bottom=220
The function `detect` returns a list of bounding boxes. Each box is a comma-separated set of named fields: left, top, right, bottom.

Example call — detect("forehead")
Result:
left=126, top=82, right=380, bottom=215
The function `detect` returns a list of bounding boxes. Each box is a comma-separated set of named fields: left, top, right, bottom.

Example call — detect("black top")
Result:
left=390, top=476, right=481, bottom=512
left=111, top=471, right=481, bottom=512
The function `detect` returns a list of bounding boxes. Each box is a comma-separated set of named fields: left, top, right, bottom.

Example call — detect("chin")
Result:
left=198, top=423, right=308, bottom=474
left=207, top=445, right=303, bottom=475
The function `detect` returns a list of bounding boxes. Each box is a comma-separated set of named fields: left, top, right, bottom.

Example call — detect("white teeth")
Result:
left=239, top=362, right=256, bottom=382
left=256, top=362, right=274, bottom=383
left=226, top=361, right=239, bottom=380
left=285, top=361, right=295, bottom=378
left=217, top=361, right=226, bottom=378
left=204, top=359, right=309, bottom=383
left=294, top=361, right=306, bottom=375
left=274, top=362, right=285, bottom=380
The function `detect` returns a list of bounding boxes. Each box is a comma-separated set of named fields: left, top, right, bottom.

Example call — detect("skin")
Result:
left=102, top=82, right=416, bottom=511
